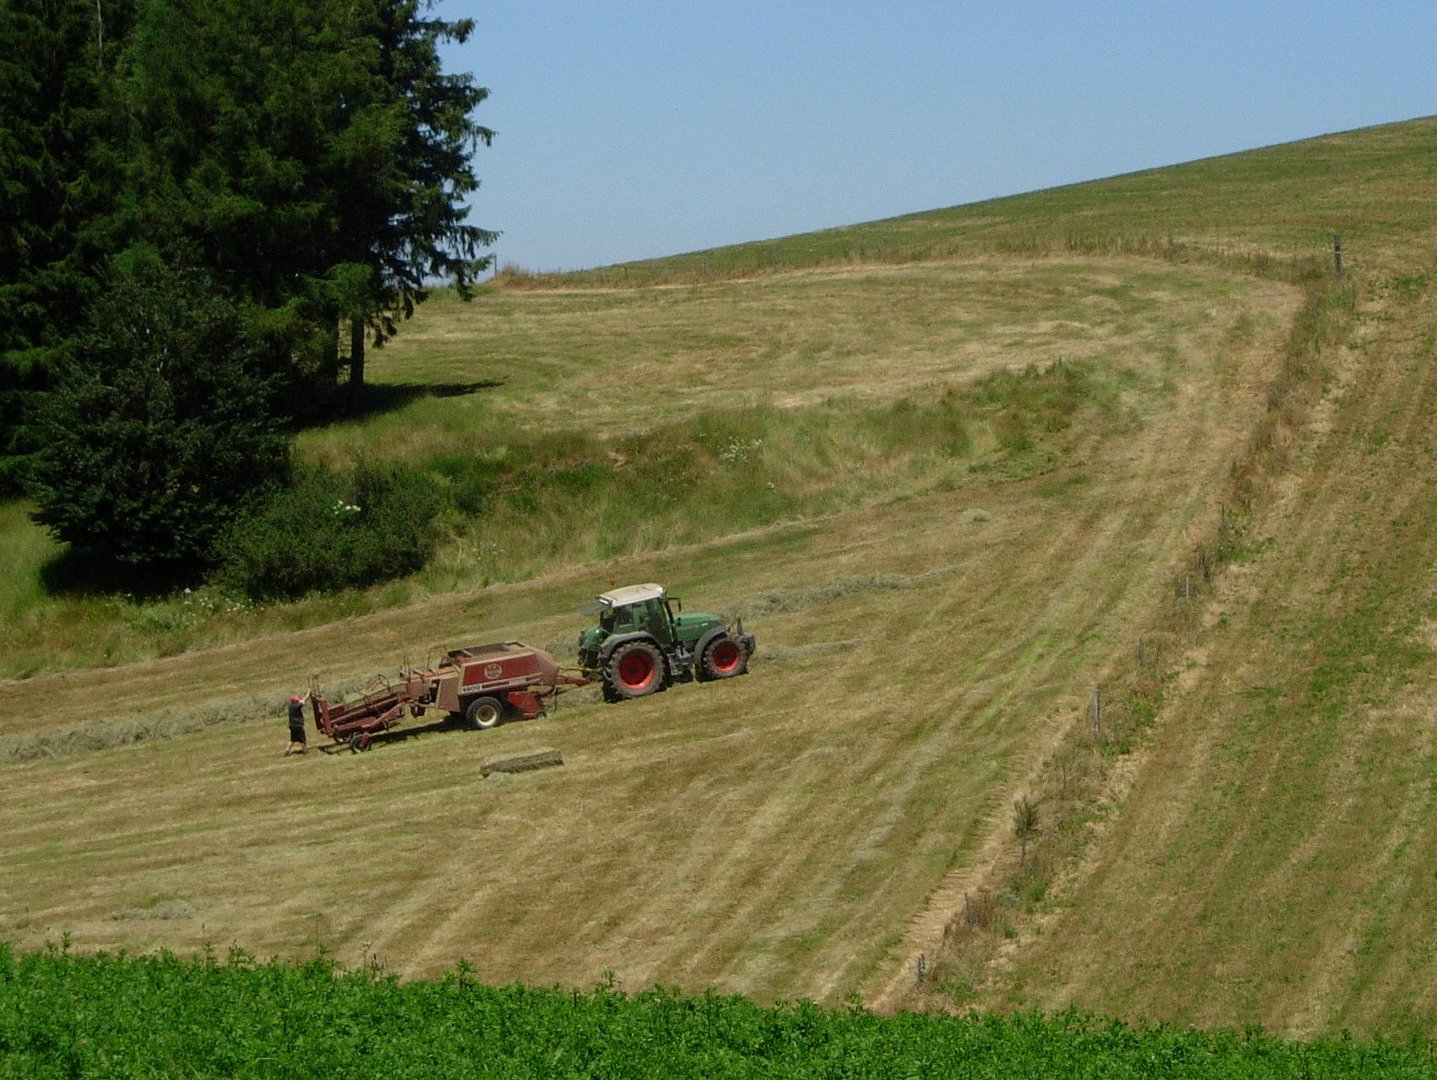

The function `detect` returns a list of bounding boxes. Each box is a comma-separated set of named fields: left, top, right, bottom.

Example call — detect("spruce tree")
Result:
left=0, top=0, right=130, bottom=490
left=336, top=0, right=499, bottom=397
left=27, top=253, right=290, bottom=566
left=115, top=0, right=497, bottom=405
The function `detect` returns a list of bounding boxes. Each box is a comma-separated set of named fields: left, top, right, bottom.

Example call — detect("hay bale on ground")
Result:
left=481, top=747, right=564, bottom=777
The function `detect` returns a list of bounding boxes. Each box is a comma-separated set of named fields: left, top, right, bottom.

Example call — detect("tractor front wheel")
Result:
left=605, top=641, right=664, bottom=700
left=466, top=696, right=505, bottom=730
left=700, top=636, right=750, bottom=680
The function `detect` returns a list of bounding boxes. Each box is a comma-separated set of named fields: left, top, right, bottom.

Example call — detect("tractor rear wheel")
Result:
left=466, top=696, right=504, bottom=730
left=605, top=641, right=664, bottom=700
left=700, top=635, right=749, bottom=680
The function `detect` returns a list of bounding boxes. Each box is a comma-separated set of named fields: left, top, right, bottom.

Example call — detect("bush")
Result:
left=218, top=459, right=445, bottom=599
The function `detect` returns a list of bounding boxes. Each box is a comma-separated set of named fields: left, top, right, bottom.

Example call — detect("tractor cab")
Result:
left=596, top=583, right=676, bottom=645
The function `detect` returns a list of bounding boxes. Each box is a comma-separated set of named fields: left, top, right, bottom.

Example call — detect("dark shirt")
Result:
left=288, top=699, right=305, bottom=729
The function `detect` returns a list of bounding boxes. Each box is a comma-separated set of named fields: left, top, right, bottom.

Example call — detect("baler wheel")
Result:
left=606, top=640, right=663, bottom=700
left=467, top=695, right=504, bottom=730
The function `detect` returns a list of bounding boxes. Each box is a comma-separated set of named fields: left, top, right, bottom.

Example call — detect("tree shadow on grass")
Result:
left=322, top=380, right=505, bottom=427
left=40, top=547, right=208, bottom=600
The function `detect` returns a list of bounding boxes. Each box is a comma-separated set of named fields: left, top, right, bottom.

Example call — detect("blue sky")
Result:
left=443, top=2, right=1437, bottom=273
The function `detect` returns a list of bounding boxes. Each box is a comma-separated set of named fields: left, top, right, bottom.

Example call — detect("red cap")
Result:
left=291, top=695, right=301, bottom=703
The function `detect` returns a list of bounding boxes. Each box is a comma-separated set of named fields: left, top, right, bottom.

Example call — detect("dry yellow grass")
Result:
left=300, top=259, right=1275, bottom=463
left=0, top=257, right=1281, bottom=677
left=0, top=259, right=1296, bottom=1004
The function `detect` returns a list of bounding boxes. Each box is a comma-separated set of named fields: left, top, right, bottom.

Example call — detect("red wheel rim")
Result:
left=618, top=650, right=655, bottom=689
left=709, top=640, right=742, bottom=673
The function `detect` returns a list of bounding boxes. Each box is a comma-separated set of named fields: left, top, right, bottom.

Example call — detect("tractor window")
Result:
left=608, top=598, right=673, bottom=642
left=643, top=599, right=673, bottom=644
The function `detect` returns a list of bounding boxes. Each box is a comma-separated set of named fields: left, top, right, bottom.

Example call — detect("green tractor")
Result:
left=577, top=583, right=755, bottom=702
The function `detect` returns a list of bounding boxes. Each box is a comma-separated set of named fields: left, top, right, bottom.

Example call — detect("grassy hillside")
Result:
left=976, top=190, right=1437, bottom=1034
left=3, top=116, right=1437, bottom=1039
left=1, top=259, right=1279, bottom=675
left=520, top=116, right=1434, bottom=286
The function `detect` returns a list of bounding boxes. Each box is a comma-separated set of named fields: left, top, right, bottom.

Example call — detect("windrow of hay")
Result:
left=0, top=674, right=371, bottom=765
left=738, top=566, right=969, bottom=620
left=0, top=696, right=273, bottom=764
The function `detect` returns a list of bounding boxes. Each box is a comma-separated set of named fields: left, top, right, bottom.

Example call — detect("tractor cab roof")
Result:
left=597, top=583, right=666, bottom=609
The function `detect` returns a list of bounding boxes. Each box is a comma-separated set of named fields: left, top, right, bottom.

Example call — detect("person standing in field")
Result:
left=286, top=691, right=311, bottom=755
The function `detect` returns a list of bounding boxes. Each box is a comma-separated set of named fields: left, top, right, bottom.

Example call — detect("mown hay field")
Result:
left=2, top=247, right=1293, bottom=1003
left=6, top=116, right=1437, bottom=1038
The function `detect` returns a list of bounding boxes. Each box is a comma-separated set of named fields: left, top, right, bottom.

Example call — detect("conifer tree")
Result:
left=336, top=0, right=498, bottom=397
left=115, top=0, right=497, bottom=402
left=27, top=253, right=289, bottom=566
left=0, top=0, right=130, bottom=490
